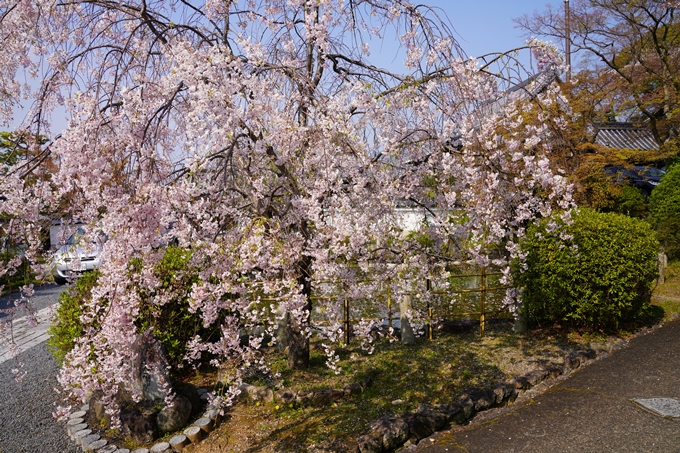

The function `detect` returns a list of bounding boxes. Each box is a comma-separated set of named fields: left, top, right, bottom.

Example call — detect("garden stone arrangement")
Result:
left=56, top=336, right=628, bottom=453
left=356, top=344, right=623, bottom=453
left=64, top=387, right=220, bottom=452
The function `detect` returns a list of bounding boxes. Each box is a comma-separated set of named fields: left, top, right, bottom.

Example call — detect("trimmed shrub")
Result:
left=514, top=209, right=659, bottom=330
left=649, top=164, right=680, bottom=259
left=48, top=247, right=220, bottom=370
left=611, top=185, right=648, bottom=218
left=47, top=270, right=100, bottom=364
left=134, top=246, right=221, bottom=369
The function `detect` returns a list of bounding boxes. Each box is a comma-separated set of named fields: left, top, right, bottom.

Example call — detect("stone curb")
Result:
left=62, top=371, right=376, bottom=452
left=62, top=390, right=223, bottom=452
left=356, top=340, right=627, bottom=453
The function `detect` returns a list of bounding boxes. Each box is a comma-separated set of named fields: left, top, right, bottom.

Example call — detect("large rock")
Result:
left=312, top=389, right=345, bottom=405
left=120, top=408, right=158, bottom=444
left=174, top=382, right=203, bottom=417
left=357, top=433, right=382, bottom=453
left=401, top=412, right=435, bottom=441
left=239, top=384, right=274, bottom=403
left=130, top=331, right=172, bottom=405
left=415, top=404, right=447, bottom=430
left=369, top=416, right=410, bottom=451
left=157, top=394, right=192, bottom=433
left=524, top=369, right=549, bottom=386
left=89, top=394, right=112, bottom=429
left=274, top=305, right=291, bottom=352
left=275, top=389, right=296, bottom=404
left=433, top=403, right=466, bottom=425
left=564, top=349, right=597, bottom=370
left=462, top=387, right=496, bottom=411
left=492, top=383, right=516, bottom=405
left=399, top=296, right=416, bottom=345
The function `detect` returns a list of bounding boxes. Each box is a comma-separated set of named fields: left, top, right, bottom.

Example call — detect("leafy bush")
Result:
left=47, top=270, right=100, bottom=364
left=47, top=247, right=220, bottom=371
left=649, top=164, right=680, bottom=259
left=611, top=185, right=648, bottom=218
left=134, top=246, right=221, bottom=369
left=514, top=209, right=659, bottom=330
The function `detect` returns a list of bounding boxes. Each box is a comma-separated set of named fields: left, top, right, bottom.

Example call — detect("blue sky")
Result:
left=366, top=0, right=563, bottom=73
left=10, top=1, right=561, bottom=135
left=428, top=0, right=559, bottom=58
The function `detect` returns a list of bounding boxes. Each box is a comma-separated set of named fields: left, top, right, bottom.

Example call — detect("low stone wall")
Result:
left=64, top=387, right=220, bottom=452
left=355, top=345, right=622, bottom=453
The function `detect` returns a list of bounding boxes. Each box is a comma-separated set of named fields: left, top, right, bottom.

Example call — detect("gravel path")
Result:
left=0, top=341, right=78, bottom=453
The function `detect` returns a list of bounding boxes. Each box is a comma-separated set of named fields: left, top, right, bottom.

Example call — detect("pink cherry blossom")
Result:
left=0, top=0, right=573, bottom=421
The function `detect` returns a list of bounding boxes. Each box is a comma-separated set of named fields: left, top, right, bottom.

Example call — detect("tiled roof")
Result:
left=594, top=123, right=659, bottom=150
left=480, top=68, right=561, bottom=116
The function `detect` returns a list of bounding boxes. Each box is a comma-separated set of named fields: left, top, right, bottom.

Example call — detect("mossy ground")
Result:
left=183, top=264, right=680, bottom=453
left=182, top=325, right=598, bottom=452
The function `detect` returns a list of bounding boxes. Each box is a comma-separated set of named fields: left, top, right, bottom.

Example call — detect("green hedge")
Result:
left=514, top=209, right=659, bottom=330
left=134, top=246, right=221, bottom=369
left=611, top=185, right=648, bottom=218
left=47, top=247, right=220, bottom=370
left=47, top=270, right=100, bottom=364
left=649, top=164, right=680, bottom=259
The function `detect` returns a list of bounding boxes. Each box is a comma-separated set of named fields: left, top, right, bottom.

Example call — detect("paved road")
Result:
left=0, top=284, right=66, bottom=365
left=0, top=283, right=65, bottom=318
left=413, top=319, right=680, bottom=453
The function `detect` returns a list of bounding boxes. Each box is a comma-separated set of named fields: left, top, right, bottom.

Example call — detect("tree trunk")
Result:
left=287, top=255, right=313, bottom=369
left=399, top=296, right=416, bottom=345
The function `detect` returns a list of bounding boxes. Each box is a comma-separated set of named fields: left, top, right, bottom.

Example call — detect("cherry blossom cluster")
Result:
left=0, top=0, right=573, bottom=420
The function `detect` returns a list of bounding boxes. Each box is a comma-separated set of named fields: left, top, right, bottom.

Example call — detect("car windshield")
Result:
left=66, top=227, right=106, bottom=246
left=67, top=227, right=86, bottom=245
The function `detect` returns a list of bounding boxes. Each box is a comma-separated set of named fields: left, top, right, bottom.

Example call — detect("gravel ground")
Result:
left=0, top=342, right=78, bottom=453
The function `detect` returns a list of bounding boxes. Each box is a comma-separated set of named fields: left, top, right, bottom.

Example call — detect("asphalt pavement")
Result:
left=413, top=319, right=680, bottom=453
left=0, top=283, right=65, bottom=318
left=0, top=284, right=66, bottom=364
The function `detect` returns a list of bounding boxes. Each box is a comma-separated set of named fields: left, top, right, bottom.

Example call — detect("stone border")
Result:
left=63, top=388, right=221, bottom=452
left=66, top=321, right=673, bottom=453
left=355, top=341, right=628, bottom=453
left=62, top=372, right=376, bottom=452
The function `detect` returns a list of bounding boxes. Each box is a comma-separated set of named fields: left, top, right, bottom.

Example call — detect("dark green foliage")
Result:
left=514, top=209, right=659, bottom=330
left=611, top=185, right=648, bottom=218
left=649, top=164, right=680, bottom=259
left=47, top=270, right=100, bottom=364
left=0, top=248, right=33, bottom=293
left=135, top=246, right=220, bottom=370
left=0, top=131, right=49, bottom=169
left=47, top=247, right=220, bottom=370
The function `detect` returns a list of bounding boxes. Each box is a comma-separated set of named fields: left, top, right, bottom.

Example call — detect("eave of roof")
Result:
left=594, top=123, right=659, bottom=151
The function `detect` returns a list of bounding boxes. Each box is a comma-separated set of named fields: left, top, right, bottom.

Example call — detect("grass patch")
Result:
left=652, top=260, right=680, bottom=320
left=190, top=324, right=596, bottom=453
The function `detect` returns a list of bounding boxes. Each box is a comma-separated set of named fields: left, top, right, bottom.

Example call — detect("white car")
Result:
left=52, top=227, right=105, bottom=285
